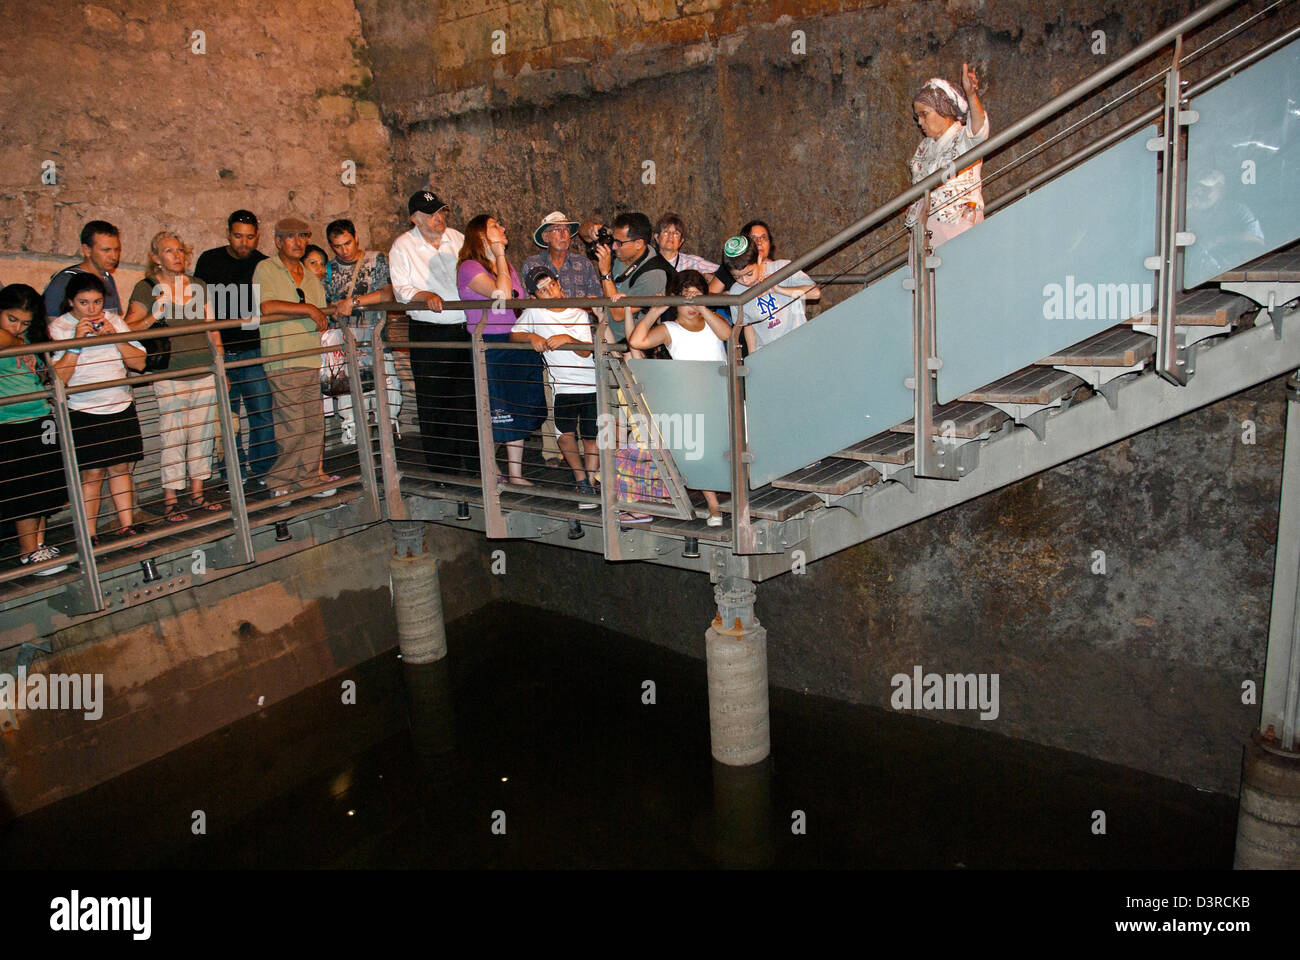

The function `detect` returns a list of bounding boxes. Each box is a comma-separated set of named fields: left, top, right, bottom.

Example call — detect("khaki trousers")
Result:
left=266, top=367, right=324, bottom=491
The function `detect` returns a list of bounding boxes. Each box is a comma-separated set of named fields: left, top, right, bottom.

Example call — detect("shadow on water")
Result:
left=1, top=602, right=1237, bottom=869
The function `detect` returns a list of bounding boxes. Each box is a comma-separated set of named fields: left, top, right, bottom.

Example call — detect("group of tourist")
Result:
left=0, top=64, right=989, bottom=569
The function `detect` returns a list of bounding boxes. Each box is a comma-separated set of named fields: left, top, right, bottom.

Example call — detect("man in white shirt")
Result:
left=388, top=190, right=476, bottom=474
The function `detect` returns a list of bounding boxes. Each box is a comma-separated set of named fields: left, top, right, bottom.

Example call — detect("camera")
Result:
left=577, top=221, right=613, bottom=261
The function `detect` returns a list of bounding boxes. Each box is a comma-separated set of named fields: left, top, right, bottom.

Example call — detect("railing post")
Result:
left=209, top=347, right=255, bottom=564
left=341, top=323, right=382, bottom=522
left=593, top=311, right=622, bottom=561
left=49, top=376, right=104, bottom=611
left=909, top=217, right=943, bottom=479
left=470, top=324, right=506, bottom=537
left=1263, top=372, right=1300, bottom=752
left=1152, top=34, right=1197, bottom=385
left=725, top=323, right=758, bottom=554
left=369, top=318, right=407, bottom=521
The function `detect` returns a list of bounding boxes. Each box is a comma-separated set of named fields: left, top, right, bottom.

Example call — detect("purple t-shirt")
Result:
left=457, top=260, right=522, bottom=336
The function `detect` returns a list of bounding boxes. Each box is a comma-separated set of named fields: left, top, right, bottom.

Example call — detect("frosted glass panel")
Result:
left=627, top=357, right=731, bottom=493
left=1185, top=38, right=1300, bottom=288
left=935, top=131, right=1157, bottom=404
left=746, top=269, right=913, bottom=489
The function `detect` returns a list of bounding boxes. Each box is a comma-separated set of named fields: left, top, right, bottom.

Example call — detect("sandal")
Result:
left=117, top=525, right=141, bottom=538
left=188, top=495, right=223, bottom=513
left=162, top=502, right=190, bottom=523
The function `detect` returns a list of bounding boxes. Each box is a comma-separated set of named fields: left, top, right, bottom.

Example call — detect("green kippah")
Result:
left=723, top=235, right=749, bottom=258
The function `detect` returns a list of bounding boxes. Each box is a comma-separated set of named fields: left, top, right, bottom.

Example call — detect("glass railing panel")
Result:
left=626, top=357, right=732, bottom=493
left=1185, top=37, right=1300, bottom=289
left=933, top=130, right=1157, bottom=405
left=745, top=268, right=913, bottom=489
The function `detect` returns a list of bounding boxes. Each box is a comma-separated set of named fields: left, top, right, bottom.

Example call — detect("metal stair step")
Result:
left=890, top=401, right=1010, bottom=439
left=1127, top=289, right=1256, bottom=326
left=836, top=430, right=915, bottom=465
left=1036, top=326, right=1155, bottom=366
left=771, top=458, right=881, bottom=495
left=960, top=366, right=1085, bottom=404
left=1215, top=245, right=1300, bottom=283
left=721, top=486, right=825, bottom=521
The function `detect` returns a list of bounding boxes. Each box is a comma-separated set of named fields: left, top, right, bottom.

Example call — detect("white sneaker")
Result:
left=21, top=545, right=68, bottom=576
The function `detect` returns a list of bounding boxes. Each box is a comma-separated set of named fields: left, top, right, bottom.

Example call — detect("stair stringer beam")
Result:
left=784, top=309, right=1300, bottom=574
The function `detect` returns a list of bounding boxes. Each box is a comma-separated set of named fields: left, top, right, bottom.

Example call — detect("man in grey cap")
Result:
left=253, top=217, right=332, bottom=497
left=388, top=190, right=475, bottom=474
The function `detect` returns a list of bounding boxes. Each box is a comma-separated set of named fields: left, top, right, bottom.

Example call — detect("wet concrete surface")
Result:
left=2, top=602, right=1237, bottom=869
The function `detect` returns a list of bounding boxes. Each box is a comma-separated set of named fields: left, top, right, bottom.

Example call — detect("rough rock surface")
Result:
left=0, top=0, right=395, bottom=262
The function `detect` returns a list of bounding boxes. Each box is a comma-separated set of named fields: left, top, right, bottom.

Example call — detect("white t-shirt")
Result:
left=730, top=259, right=815, bottom=349
left=49, top=311, right=143, bottom=414
left=663, top=320, right=725, bottom=362
left=513, top=307, right=595, bottom=394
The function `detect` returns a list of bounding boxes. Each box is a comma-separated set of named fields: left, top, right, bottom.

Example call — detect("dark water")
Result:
left=3, top=602, right=1237, bottom=869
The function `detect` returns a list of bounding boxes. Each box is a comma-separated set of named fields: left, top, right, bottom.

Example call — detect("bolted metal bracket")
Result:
left=504, top=512, right=565, bottom=539
left=391, top=520, right=426, bottom=557
left=751, top=516, right=810, bottom=554
left=203, top=534, right=257, bottom=570
left=720, top=449, right=755, bottom=463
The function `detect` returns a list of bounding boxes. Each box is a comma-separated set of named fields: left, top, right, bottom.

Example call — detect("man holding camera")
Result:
left=593, top=212, right=675, bottom=348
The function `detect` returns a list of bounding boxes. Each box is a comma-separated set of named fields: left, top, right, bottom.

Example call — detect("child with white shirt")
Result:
left=627, top=270, right=730, bottom=526
left=723, top=234, right=820, bottom=353
left=512, top=265, right=604, bottom=507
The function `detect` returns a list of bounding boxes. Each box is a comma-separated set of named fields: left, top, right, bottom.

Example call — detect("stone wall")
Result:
left=356, top=0, right=1297, bottom=297
left=0, top=0, right=397, bottom=274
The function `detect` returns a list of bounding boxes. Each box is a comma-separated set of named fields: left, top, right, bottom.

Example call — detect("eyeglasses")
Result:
left=610, top=238, right=638, bottom=247
left=295, top=288, right=305, bottom=303
left=658, top=228, right=682, bottom=237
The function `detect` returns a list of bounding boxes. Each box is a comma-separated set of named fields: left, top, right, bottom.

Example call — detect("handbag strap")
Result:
left=340, top=251, right=370, bottom=312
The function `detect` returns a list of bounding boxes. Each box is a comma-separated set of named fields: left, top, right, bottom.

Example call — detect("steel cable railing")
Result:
left=0, top=311, right=380, bottom=610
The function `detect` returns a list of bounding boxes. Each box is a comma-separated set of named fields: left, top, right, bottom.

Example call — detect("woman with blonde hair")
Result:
left=124, top=231, right=224, bottom=520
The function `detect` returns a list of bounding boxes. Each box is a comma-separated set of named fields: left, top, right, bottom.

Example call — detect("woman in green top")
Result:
left=0, top=284, right=69, bottom=574
left=125, top=232, right=225, bottom=520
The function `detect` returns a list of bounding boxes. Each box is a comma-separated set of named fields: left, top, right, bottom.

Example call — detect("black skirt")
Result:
left=483, top=333, right=546, bottom=443
left=69, top=403, right=145, bottom=470
left=0, top=415, right=68, bottom=522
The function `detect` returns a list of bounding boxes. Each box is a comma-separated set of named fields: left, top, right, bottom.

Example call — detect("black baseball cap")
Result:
left=408, top=190, right=448, bottom=216
left=524, top=265, right=559, bottom=296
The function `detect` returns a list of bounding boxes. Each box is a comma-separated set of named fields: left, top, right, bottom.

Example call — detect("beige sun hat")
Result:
left=533, top=211, right=580, bottom=248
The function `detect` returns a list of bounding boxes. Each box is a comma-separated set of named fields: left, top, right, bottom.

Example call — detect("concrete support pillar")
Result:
left=1236, top=373, right=1300, bottom=867
left=705, top=576, right=770, bottom=766
left=389, top=522, right=447, bottom=664
left=1235, top=739, right=1300, bottom=868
